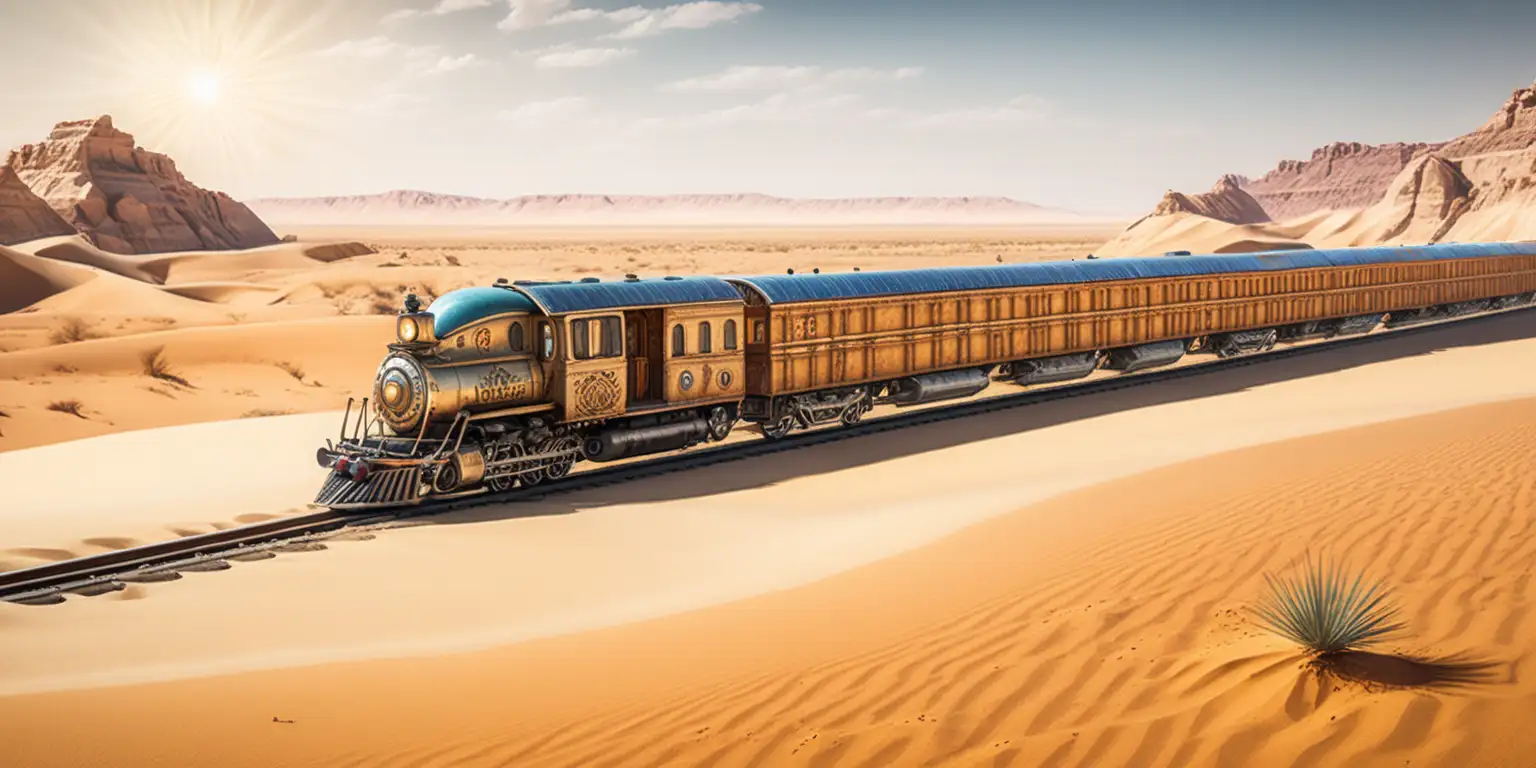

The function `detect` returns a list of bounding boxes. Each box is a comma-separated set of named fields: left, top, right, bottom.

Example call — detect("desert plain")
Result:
left=2, top=220, right=1536, bottom=768
left=7, top=75, right=1536, bottom=768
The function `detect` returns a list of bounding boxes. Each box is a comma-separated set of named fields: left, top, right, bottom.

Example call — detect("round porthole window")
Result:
left=718, top=370, right=733, bottom=389
left=679, top=370, right=694, bottom=391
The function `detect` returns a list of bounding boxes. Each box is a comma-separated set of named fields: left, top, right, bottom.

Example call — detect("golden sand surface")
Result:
left=1, top=308, right=1534, bottom=767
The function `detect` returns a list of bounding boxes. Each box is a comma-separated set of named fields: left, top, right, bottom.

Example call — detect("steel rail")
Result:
left=3, top=302, right=1532, bottom=605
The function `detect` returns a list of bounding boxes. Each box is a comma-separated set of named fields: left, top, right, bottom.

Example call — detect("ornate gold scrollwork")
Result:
left=573, top=370, right=622, bottom=417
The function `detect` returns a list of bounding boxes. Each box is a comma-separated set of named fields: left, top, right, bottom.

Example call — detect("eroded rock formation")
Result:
left=6, top=116, right=278, bottom=254
left=1148, top=175, right=1271, bottom=225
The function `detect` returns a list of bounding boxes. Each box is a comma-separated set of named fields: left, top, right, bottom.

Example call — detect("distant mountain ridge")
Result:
left=245, top=191, right=1094, bottom=226
left=1097, top=77, right=1536, bottom=257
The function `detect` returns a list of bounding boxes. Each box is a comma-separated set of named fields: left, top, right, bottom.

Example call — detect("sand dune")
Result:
left=0, top=226, right=1114, bottom=452
left=0, top=309, right=1534, bottom=767
left=0, top=244, right=97, bottom=314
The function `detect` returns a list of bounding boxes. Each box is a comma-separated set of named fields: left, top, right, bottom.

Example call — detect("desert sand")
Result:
left=0, top=225, right=1116, bottom=451
left=1, top=307, right=1535, bottom=767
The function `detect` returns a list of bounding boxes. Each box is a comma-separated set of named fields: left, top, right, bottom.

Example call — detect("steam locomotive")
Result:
left=315, top=242, right=1536, bottom=510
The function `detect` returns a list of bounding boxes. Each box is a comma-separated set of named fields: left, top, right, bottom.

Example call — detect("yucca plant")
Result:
left=1251, top=554, right=1405, bottom=655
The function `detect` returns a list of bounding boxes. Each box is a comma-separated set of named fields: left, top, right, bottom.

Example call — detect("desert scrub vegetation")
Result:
left=1251, top=554, right=1404, bottom=656
left=49, top=317, right=98, bottom=345
left=242, top=408, right=296, bottom=418
left=47, top=399, right=87, bottom=419
left=140, top=346, right=193, bottom=388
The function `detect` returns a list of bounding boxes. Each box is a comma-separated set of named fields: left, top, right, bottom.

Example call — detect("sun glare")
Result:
left=187, top=72, right=222, bottom=105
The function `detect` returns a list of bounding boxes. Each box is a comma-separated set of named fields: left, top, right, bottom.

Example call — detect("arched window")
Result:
left=539, top=322, right=555, bottom=360
left=672, top=324, right=686, bottom=357
left=724, top=319, right=737, bottom=350
left=509, top=322, right=525, bottom=352
left=698, top=321, right=712, bottom=354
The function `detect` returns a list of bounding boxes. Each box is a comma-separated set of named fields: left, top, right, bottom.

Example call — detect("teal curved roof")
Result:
left=511, top=276, right=741, bottom=314
left=728, top=242, right=1535, bottom=305
left=428, top=286, right=538, bottom=335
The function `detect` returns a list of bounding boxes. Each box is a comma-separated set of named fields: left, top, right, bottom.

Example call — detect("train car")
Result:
left=314, top=241, right=1536, bottom=510
left=724, top=242, right=1536, bottom=437
left=315, top=275, right=747, bottom=509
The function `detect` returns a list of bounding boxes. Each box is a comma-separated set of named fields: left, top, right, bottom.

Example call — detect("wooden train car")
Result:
left=316, top=241, right=1536, bottom=509
left=726, top=243, right=1536, bottom=436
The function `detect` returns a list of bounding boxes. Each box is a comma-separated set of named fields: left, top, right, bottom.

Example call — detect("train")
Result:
left=314, top=241, right=1536, bottom=509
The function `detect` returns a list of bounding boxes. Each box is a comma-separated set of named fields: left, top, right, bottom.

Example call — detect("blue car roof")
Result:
left=727, top=242, right=1534, bottom=305
left=428, top=286, right=539, bottom=336
left=510, top=276, right=742, bottom=315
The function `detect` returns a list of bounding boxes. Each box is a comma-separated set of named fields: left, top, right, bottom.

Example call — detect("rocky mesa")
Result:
left=5, top=115, right=278, bottom=254
left=1099, top=77, right=1536, bottom=256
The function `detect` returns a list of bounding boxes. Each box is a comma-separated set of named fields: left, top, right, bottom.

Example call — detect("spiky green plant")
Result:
left=1251, top=555, right=1405, bottom=655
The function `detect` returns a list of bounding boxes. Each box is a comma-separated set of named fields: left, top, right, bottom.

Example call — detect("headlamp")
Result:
left=398, top=316, right=419, bottom=343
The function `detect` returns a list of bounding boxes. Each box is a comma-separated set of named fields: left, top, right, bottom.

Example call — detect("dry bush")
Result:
left=140, top=346, right=193, bottom=388
left=242, top=408, right=295, bottom=418
left=47, top=399, right=87, bottom=419
left=49, top=317, right=96, bottom=345
left=1251, top=554, right=1404, bottom=656
left=277, top=361, right=306, bottom=382
left=444, top=255, right=461, bottom=266
left=53, top=364, right=78, bottom=374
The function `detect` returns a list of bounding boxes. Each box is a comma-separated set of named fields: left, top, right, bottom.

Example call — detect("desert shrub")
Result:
left=1252, top=554, right=1404, bottom=655
left=47, top=399, right=86, bottom=418
left=277, top=361, right=306, bottom=382
left=242, top=408, right=295, bottom=418
left=49, top=317, right=96, bottom=345
left=141, top=346, right=192, bottom=388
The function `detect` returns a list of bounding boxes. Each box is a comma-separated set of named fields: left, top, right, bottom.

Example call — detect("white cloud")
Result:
left=383, top=0, right=494, bottom=23
left=664, top=65, right=923, bottom=93
left=316, top=36, right=439, bottom=59
left=427, top=53, right=482, bottom=74
left=534, top=46, right=636, bottom=68
left=498, top=0, right=761, bottom=37
left=498, top=0, right=577, bottom=31
left=496, top=96, right=594, bottom=125
left=606, top=1, right=763, bottom=39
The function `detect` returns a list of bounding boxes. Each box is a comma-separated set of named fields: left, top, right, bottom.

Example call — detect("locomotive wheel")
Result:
left=519, top=441, right=545, bottom=487
left=543, top=436, right=577, bottom=481
left=706, top=406, right=734, bottom=442
left=485, top=442, right=514, bottom=493
left=761, top=416, right=794, bottom=440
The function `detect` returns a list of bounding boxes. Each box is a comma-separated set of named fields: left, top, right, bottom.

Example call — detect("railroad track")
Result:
left=4, top=303, right=1532, bottom=606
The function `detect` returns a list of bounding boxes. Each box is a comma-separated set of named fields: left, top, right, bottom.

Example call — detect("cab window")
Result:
left=571, top=318, right=591, bottom=360
left=724, top=319, right=738, bottom=350
left=698, top=321, right=712, bottom=354
left=539, top=321, right=555, bottom=360
left=672, top=324, right=686, bottom=357
left=600, top=317, right=623, bottom=357
left=752, top=320, right=765, bottom=344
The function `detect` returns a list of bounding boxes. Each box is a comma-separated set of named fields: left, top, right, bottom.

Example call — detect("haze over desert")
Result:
left=7, top=1, right=1536, bottom=766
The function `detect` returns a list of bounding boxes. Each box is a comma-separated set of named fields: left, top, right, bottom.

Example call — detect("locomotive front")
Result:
left=314, top=286, right=564, bottom=509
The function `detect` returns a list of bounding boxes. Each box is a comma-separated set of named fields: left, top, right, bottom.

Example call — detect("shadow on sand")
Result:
left=428, top=308, right=1536, bottom=527
left=1314, top=650, right=1504, bottom=693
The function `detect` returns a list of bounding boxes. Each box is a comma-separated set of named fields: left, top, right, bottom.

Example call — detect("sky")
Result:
left=1, top=0, right=1534, bottom=216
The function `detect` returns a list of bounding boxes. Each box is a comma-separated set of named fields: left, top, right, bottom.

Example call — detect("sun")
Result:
left=187, top=72, right=222, bottom=105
